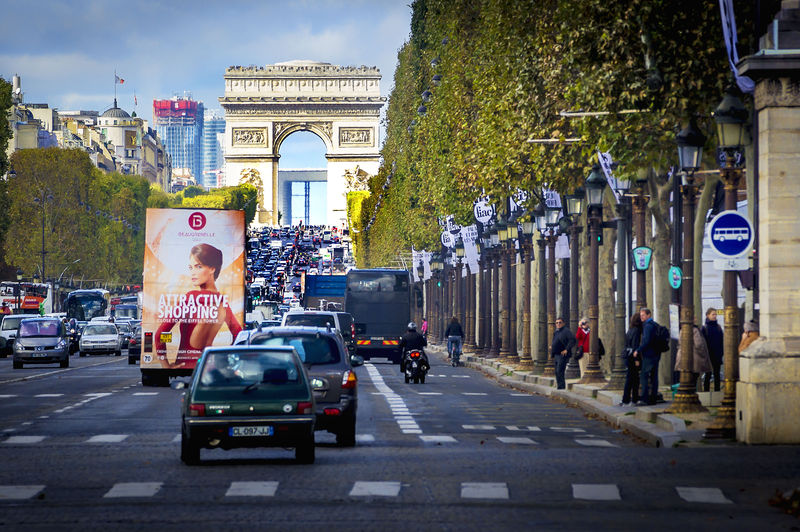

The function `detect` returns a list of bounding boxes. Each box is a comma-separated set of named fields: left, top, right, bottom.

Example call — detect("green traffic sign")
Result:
left=668, top=266, right=683, bottom=290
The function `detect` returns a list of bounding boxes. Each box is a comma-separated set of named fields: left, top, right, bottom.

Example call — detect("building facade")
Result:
left=153, top=96, right=204, bottom=185
left=202, top=109, right=225, bottom=188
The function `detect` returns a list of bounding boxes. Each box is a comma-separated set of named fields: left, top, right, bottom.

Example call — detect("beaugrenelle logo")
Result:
left=188, top=212, right=206, bottom=230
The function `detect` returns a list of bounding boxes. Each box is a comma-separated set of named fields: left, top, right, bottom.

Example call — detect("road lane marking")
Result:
left=226, top=481, right=278, bottom=497
left=0, top=357, right=125, bottom=385
left=172, top=434, right=181, bottom=443
left=451, top=375, right=471, bottom=378
left=350, top=481, right=401, bottom=497
left=83, top=393, right=113, bottom=398
left=676, top=487, right=732, bottom=504
left=364, top=363, right=421, bottom=435
left=34, top=394, right=63, bottom=398
left=463, top=425, right=495, bottom=430
left=572, top=484, right=621, bottom=501
left=86, top=434, right=128, bottom=443
left=3, top=435, right=46, bottom=444
left=462, top=392, right=488, bottom=396
left=0, top=485, right=45, bottom=500
left=550, top=427, right=586, bottom=433
left=0, top=395, right=18, bottom=398
left=506, top=426, right=541, bottom=432
left=510, top=393, right=530, bottom=396
left=417, top=392, right=442, bottom=395
left=419, top=435, right=457, bottom=443
left=104, top=482, right=162, bottom=498
left=402, top=429, right=422, bottom=434
left=356, top=434, right=375, bottom=443
left=461, top=482, right=509, bottom=499
left=497, top=436, right=538, bottom=445
left=132, top=392, right=158, bottom=396
left=575, top=438, right=617, bottom=447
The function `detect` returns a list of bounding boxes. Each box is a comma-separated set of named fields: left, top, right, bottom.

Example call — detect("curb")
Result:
left=429, top=344, right=700, bottom=448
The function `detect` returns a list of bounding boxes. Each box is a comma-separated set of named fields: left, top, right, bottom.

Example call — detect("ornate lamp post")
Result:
left=495, top=217, right=512, bottom=359
left=15, top=268, right=23, bottom=313
left=563, top=188, right=585, bottom=379
left=416, top=263, right=426, bottom=326
left=605, top=174, right=633, bottom=390
left=579, top=166, right=608, bottom=384
left=706, top=87, right=749, bottom=437
left=455, top=236, right=466, bottom=331
left=632, top=174, right=650, bottom=310
left=517, top=218, right=536, bottom=369
left=431, top=252, right=443, bottom=342
left=669, top=118, right=708, bottom=413
left=532, top=204, right=549, bottom=374
left=489, top=225, right=501, bottom=358
left=504, top=218, right=519, bottom=363
left=478, top=234, right=490, bottom=355
left=542, top=199, right=561, bottom=377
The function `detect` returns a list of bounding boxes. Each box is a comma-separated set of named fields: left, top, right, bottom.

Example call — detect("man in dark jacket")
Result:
left=551, top=317, right=575, bottom=389
left=444, top=317, right=464, bottom=359
left=701, top=308, right=723, bottom=392
left=399, top=322, right=428, bottom=373
left=634, top=307, right=659, bottom=405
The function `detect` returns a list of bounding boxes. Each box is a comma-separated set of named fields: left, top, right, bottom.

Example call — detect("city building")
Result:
left=153, top=95, right=204, bottom=185
left=4, top=75, right=58, bottom=162
left=202, top=109, right=225, bottom=188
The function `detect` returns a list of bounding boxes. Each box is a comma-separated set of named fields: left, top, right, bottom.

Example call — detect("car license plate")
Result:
left=32, top=353, right=48, bottom=357
left=229, top=426, right=273, bottom=437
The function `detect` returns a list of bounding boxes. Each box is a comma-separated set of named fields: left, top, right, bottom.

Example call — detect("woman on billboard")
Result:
left=155, top=243, right=242, bottom=369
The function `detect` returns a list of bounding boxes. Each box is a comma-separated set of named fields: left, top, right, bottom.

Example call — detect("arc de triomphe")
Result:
left=220, top=60, right=384, bottom=227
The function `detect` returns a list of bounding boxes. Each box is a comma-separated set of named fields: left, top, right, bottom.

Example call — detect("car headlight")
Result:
left=57, top=339, right=66, bottom=348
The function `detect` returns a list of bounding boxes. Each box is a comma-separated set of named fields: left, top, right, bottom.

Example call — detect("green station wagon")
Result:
left=180, top=345, right=316, bottom=465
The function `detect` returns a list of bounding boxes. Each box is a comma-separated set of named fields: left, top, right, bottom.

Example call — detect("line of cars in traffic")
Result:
left=0, top=312, right=141, bottom=369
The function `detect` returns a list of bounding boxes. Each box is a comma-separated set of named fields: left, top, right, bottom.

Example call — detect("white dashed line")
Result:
left=575, top=438, right=617, bottom=447
left=0, top=394, right=18, bottom=398
left=419, top=435, right=457, bottom=443
left=572, top=484, right=621, bottom=501
left=451, top=375, right=471, bottom=378
left=3, top=435, right=46, bottom=444
left=34, top=394, right=63, bottom=398
left=104, top=482, right=162, bottom=498
left=550, top=427, right=586, bottom=433
left=510, top=393, right=529, bottom=396
left=226, top=481, right=279, bottom=497
left=417, top=392, right=442, bottom=395
left=356, top=434, right=375, bottom=443
left=86, top=434, right=128, bottom=443
left=676, top=487, right=732, bottom=504
left=133, top=392, right=158, bottom=396
left=497, top=436, right=537, bottom=445
left=461, top=482, right=509, bottom=499
left=506, top=426, right=541, bottom=432
left=350, top=481, right=401, bottom=497
left=0, top=485, right=45, bottom=500
left=462, top=392, right=488, bottom=396
left=463, top=425, right=495, bottom=431
left=364, top=363, right=421, bottom=435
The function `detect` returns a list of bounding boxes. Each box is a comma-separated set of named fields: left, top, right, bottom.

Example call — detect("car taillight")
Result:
left=189, top=403, right=205, bottom=417
left=297, top=401, right=313, bottom=414
left=351, top=323, right=355, bottom=338
left=324, top=408, right=341, bottom=416
left=341, top=370, right=357, bottom=389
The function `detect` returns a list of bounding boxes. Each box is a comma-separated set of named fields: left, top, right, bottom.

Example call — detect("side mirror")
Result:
left=350, top=354, right=364, bottom=367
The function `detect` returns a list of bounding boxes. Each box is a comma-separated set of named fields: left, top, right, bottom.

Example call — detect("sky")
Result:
left=0, top=0, right=413, bottom=168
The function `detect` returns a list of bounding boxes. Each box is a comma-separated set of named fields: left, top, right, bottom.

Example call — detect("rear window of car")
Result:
left=19, top=320, right=62, bottom=337
left=84, top=325, right=117, bottom=335
left=283, top=314, right=336, bottom=329
left=2, top=317, right=24, bottom=330
left=198, top=350, right=303, bottom=388
left=252, top=334, right=341, bottom=365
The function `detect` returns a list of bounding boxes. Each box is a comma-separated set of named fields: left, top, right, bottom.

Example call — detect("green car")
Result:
left=180, top=345, right=316, bottom=465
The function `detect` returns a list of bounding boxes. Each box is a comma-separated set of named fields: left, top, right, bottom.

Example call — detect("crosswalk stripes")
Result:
left=0, top=480, right=738, bottom=504
left=572, top=484, right=621, bottom=501
left=225, top=481, right=279, bottom=497
left=461, top=482, right=509, bottom=499
left=103, top=482, right=162, bottom=498
left=676, top=487, right=733, bottom=504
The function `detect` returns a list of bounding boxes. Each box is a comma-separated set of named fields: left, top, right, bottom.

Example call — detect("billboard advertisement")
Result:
left=141, top=208, right=244, bottom=370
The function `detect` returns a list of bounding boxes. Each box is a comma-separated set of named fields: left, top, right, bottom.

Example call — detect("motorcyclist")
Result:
left=399, top=321, right=428, bottom=373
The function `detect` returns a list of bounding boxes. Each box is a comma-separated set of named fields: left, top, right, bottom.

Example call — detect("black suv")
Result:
left=241, top=326, right=363, bottom=446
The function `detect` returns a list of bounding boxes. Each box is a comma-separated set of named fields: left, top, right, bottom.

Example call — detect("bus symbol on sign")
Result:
left=707, top=210, right=754, bottom=259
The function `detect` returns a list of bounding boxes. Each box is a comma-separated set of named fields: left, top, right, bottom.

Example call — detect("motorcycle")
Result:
left=403, top=349, right=428, bottom=384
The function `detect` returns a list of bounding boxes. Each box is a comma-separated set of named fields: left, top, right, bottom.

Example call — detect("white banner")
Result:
left=460, top=224, right=480, bottom=274
left=598, top=151, right=621, bottom=203
left=719, top=0, right=754, bottom=94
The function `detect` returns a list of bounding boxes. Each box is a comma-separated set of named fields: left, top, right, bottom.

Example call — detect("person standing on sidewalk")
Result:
left=634, top=308, right=660, bottom=405
left=445, top=317, right=464, bottom=360
left=575, top=318, right=590, bottom=376
left=701, top=308, right=724, bottom=392
left=420, top=317, right=429, bottom=339
left=551, top=317, right=575, bottom=390
left=620, top=313, right=642, bottom=406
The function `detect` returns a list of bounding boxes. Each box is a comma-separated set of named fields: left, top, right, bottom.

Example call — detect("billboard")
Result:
left=141, top=208, right=245, bottom=370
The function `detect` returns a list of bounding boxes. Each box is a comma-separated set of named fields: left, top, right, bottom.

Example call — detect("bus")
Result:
left=64, top=289, right=110, bottom=323
left=0, top=282, right=52, bottom=314
left=345, top=269, right=411, bottom=364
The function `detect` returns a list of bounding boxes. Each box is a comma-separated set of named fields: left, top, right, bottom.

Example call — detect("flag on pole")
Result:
left=134, top=93, right=137, bottom=105
left=115, top=75, right=125, bottom=84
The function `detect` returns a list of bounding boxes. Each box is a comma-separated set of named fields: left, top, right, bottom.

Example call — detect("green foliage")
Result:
left=364, top=0, right=757, bottom=266
left=346, top=191, right=369, bottom=266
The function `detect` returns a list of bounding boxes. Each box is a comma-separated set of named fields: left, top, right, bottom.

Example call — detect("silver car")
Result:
left=13, top=317, right=70, bottom=369
left=79, top=323, right=121, bottom=356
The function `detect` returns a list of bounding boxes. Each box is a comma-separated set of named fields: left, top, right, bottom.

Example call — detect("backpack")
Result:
left=652, top=322, right=670, bottom=353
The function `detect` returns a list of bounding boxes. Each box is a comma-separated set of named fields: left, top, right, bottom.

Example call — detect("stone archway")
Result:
left=220, top=60, right=384, bottom=226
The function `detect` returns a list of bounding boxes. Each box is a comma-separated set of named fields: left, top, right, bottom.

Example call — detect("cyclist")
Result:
left=445, top=316, right=464, bottom=365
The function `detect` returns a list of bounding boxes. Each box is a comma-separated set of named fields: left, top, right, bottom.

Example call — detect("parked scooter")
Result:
left=403, top=349, right=429, bottom=384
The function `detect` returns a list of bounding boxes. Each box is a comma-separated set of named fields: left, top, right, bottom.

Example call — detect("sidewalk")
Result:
left=428, top=343, right=723, bottom=448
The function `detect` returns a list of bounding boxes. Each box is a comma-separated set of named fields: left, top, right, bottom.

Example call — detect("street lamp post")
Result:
left=542, top=199, right=561, bottom=377
left=533, top=204, right=549, bottom=374
left=518, top=219, right=535, bottom=369
left=579, top=166, right=608, bottom=384
left=605, top=176, right=632, bottom=390
left=632, top=176, right=650, bottom=310
left=489, top=225, right=501, bottom=358
left=505, top=220, right=519, bottom=364
left=15, top=268, right=23, bottom=313
left=563, top=188, right=585, bottom=379
left=706, top=87, right=749, bottom=437
left=477, top=236, right=489, bottom=354
left=669, top=118, right=708, bottom=413
left=496, top=218, right=513, bottom=359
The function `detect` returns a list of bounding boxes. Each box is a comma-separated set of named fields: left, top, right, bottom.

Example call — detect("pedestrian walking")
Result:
left=551, top=317, right=575, bottom=390
left=445, top=317, right=464, bottom=360
left=575, top=317, right=590, bottom=375
left=633, top=307, right=660, bottom=405
left=701, top=308, right=724, bottom=392
left=420, top=317, right=429, bottom=339
left=620, top=313, right=642, bottom=406
left=739, top=320, right=759, bottom=352
left=675, top=324, right=712, bottom=386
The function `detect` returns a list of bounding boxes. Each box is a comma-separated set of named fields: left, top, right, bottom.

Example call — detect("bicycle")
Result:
left=448, top=335, right=463, bottom=367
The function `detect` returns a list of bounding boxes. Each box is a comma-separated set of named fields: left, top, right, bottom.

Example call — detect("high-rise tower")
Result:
left=153, top=95, right=204, bottom=185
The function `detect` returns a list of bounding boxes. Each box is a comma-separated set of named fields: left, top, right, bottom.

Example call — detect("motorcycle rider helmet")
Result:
left=407, top=321, right=417, bottom=331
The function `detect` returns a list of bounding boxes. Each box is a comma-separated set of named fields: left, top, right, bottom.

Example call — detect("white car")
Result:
left=79, top=323, right=121, bottom=356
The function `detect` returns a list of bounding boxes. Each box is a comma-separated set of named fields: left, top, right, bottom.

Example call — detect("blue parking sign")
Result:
left=707, top=210, right=754, bottom=259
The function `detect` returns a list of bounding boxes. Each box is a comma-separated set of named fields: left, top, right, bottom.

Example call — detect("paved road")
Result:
left=0, top=351, right=796, bottom=530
